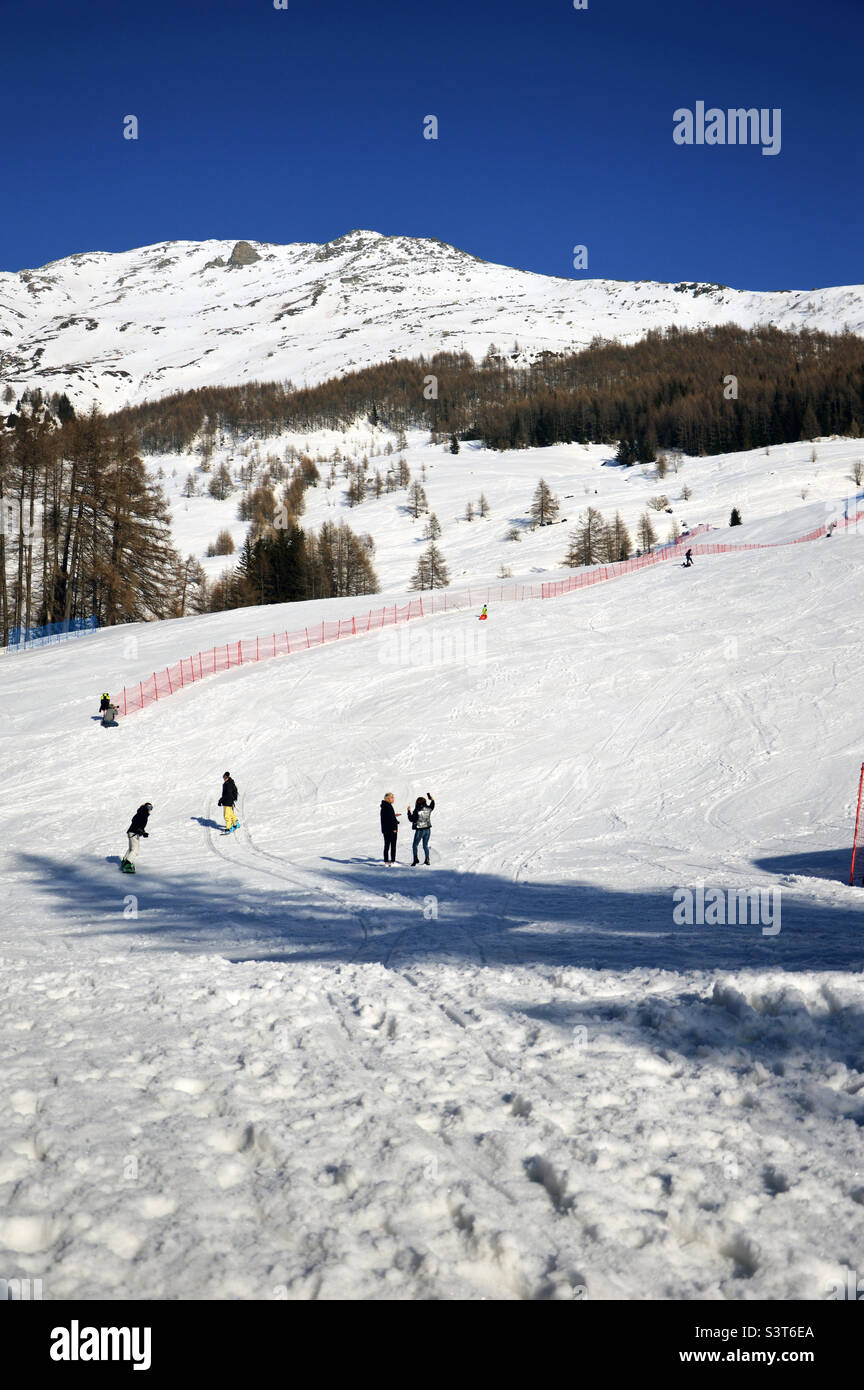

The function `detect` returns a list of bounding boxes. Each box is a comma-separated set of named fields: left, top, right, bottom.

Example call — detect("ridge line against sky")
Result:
left=4, top=230, right=862, bottom=298
left=0, top=0, right=861, bottom=289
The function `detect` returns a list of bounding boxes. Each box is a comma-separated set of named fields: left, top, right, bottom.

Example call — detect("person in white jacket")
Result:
left=408, top=793, right=435, bottom=865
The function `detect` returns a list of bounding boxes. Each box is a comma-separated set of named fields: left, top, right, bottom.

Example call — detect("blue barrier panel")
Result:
left=6, top=615, right=99, bottom=650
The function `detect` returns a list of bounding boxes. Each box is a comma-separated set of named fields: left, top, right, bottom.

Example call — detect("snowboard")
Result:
left=120, top=860, right=136, bottom=874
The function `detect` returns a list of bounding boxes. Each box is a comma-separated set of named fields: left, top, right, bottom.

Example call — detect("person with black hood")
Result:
left=380, top=792, right=400, bottom=865
left=408, top=793, right=435, bottom=865
left=99, top=692, right=111, bottom=713
left=218, top=772, right=239, bottom=833
left=122, top=802, right=152, bottom=873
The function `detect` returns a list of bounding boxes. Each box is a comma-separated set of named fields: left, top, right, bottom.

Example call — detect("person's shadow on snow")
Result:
left=190, top=815, right=222, bottom=831
left=320, top=855, right=386, bottom=866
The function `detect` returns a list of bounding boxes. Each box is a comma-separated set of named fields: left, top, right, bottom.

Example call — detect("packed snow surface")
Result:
left=2, top=229, right=863, bottom=412
left=1, top=515, right=864, bottom=1300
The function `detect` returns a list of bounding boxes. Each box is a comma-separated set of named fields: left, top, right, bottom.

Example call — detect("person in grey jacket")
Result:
left=408, top=793, right=435, bottom=865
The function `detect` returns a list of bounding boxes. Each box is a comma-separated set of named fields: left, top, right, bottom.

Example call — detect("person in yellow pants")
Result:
left=218, top=771, right=239, bottom=833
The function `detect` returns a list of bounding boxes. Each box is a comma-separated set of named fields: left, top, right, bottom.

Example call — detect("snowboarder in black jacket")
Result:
left=122, top=803, right=152, bottom=873
left=218, top=772, right=239, bottom=833
left=380, top=793, right=400, bottom=864
left=99, top=692, right=111, bottom=713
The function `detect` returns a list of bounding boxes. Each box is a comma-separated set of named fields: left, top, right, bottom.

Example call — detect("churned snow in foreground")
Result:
left=1, top=521, right=864, bottom=1299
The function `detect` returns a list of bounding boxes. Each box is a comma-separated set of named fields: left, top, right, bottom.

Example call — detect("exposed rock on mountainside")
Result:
left=0, top=229, right=862, bottom=412
left=228, top=240, right=261, bottom=267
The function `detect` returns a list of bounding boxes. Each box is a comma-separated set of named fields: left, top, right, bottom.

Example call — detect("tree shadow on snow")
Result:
left=753, top=846, right=856, bottom=885
left=12, top=850, right=864, bottom=980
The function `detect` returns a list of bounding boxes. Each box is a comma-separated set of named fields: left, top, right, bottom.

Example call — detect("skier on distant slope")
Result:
left=380, top=792, right=400, bottom=865
left=683, top=548, right=693, bottom=567
left=479, top=605, right=488, bottom=621
left=121, top=802, right=152, bottom=873
left=99, top=692, right=111, bottom=713
left=408, top=793, right=435, bottom=866
left=218, top=772, right=239, bottom=833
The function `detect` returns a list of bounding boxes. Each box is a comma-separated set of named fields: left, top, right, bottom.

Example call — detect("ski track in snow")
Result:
left=2, top=524, right=864, bottom=1300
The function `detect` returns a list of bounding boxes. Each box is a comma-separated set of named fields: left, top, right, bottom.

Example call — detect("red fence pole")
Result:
left=850, top=762, right=864, bottom=886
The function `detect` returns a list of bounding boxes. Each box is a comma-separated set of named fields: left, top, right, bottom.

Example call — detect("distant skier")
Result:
left=380, top=792, right=400, bottom=865
left=122, top=802, right=152, bottom=873
left=408, top=793, right=435, bottom=865
left=99, top=692, right=111, bottom=713
left=683, top=548, right=693, bottom=567
left=479, top=605, right=488, bottom=621
left=218, top=772, right=239, bottom=833
left=101, top=702, right=119, bottom=727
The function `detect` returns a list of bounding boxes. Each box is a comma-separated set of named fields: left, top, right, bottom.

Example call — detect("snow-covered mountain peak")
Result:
left=1, top=231, right=862, bottom=413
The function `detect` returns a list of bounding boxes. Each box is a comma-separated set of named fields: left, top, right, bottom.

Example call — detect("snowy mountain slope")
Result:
left=164, top=429, right=864, bottom=591
left=1, top=526, right=863, bottom=1299
left=2, top=230, right=863, bottom=412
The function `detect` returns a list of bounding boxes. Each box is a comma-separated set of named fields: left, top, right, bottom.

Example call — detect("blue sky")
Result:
left=1, top=0, right=860, bottom=288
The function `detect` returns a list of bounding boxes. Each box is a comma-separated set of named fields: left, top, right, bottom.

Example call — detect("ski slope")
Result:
left=2, top=520, right=864, bottom=1300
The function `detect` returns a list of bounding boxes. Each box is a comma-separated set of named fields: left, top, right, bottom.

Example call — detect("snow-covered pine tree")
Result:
left=566, top=507, right=608, bottom=567
left=177, top=555, right=208, bottom=615
left=637, top=511, right=658, bottom=552
left=605, top=511, right=633, bottom=561
left=407, top=481, right=428, bottom=518
left=409, top=542, right=450, bottom=590
left=208, top=463, right=233, bottom=500
left=313, top=520, right=379, bottom=596
left=530, top=478, right=560, bottom=527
